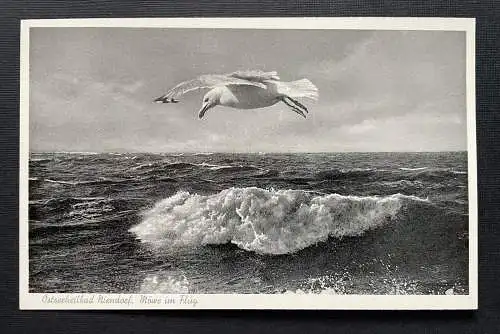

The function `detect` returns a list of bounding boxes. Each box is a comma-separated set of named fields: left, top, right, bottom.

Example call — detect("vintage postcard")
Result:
left=20, top=17, right=477, bottom=310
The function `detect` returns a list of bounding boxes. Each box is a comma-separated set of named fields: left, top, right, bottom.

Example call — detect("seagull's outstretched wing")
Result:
left=229, top=70, right=280, bottom=82
left=154, top=74, right=266, bottom=103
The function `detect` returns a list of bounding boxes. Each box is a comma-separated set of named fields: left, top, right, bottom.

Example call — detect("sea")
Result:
left=28, top=152, right=469, bottom=295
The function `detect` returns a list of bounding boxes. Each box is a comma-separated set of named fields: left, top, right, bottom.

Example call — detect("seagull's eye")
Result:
left=204, top=98, right=209, bottom=102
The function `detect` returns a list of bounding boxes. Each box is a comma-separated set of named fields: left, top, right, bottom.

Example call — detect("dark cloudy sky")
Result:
left=30, top=28, right=466, bottom=152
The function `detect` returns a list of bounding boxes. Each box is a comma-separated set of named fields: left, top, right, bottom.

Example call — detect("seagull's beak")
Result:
left=198, top=102, right=212, bottom=119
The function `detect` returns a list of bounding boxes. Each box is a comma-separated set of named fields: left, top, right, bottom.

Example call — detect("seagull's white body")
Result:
left=155, top=70, right=318, bottom=119
left=216, top=85, right=279, bottom=109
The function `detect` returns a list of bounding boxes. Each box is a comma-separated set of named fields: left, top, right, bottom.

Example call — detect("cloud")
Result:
left=29, top=28, right=466, bottom=152
left=345, top=119, right=377, bottom=134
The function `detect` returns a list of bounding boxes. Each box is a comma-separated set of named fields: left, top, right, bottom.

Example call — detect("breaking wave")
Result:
left=130, top=187, right=427, bottom=255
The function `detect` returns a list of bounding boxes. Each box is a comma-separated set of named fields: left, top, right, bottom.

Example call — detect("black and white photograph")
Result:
left=20, top=18, right=477, bottom=309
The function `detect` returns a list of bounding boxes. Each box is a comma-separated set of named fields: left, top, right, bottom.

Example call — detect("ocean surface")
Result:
left=29, top=152, right=469, bottom=295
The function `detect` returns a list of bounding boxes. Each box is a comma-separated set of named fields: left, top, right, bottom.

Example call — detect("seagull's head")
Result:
left=198, top=90, right=221, bottom=119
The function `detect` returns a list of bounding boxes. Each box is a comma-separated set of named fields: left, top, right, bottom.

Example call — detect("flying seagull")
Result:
left=154, top=70, right=319, bottom=119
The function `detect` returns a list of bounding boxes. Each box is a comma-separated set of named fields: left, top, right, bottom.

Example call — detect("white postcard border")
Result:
left=19, top=17, right=477, bottom=310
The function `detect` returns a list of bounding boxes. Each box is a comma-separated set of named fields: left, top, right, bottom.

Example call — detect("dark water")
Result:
left=29, top=152, right=469, bottom=295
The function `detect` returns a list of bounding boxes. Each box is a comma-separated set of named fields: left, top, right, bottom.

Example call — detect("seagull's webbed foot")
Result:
left=281, top=96, right=307, bottom=118
left=286, top=96, right=309, bottom=114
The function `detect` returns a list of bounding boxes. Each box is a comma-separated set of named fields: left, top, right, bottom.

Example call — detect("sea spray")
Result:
left=129, top=187, right=425, bottom=255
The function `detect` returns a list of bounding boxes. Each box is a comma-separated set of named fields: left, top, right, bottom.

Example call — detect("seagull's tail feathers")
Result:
left=277, top=79, right=319, bottom=101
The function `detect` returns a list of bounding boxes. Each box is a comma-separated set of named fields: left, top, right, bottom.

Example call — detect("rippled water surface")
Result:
left=29, top=152, right=469, bottom=294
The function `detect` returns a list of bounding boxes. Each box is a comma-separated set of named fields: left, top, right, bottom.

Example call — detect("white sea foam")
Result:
left=130, top=187, right=425, bottom=255
left=207, top=165, right=236, bottom=171
left=69, top=199, right=114, bottom=219
left=44, top=178, right=80, bottom=185
left=282, top=276, right=422, bottom=295
left=196, top=162, right=259, bottom=171
left=140, top=272, right=190, bottom=294
left=282, top=273, right=351, bottom=295
left=191, top=152, right=215, bottom=156
left=399, top=167, right=428, bottom=171
left=195, top=162, right=232, bottom=170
